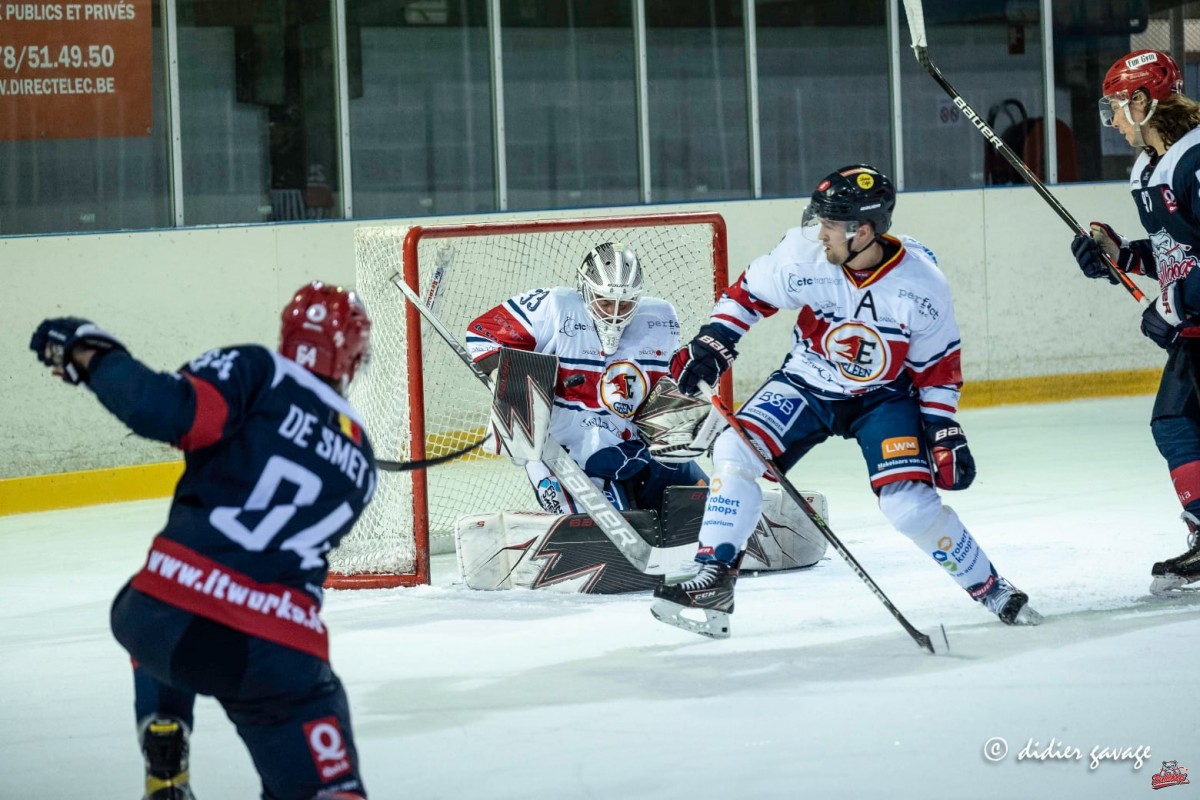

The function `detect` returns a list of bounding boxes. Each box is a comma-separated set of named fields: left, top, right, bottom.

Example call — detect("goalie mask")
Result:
left=279, top=281, right=371, bottom=391
left=577, top=242, right=644, bottom=354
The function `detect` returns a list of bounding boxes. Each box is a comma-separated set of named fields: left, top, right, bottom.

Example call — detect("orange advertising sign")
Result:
left=0, top=0, right=152, bottom=140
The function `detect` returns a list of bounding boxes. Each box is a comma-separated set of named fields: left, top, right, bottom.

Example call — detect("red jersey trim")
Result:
left=130, top=536, right=329, bottom=661
left=179, top=374, right=229, bottom=451
left=843, top=235, right=906, bottom=289
left=870, top=469, right=933, bottom=489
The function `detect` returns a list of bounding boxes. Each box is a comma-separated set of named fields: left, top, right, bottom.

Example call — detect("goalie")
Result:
left=465, top=242, right=708, bottom=515
left=459, top=243, right=827, bottom=594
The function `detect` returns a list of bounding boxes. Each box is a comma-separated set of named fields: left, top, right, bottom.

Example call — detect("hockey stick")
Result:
left=703, top=386, right=937, bottom=654
left=390, top=272, right=698, bottom=577
left=377, top=433, right=491, bottom=472
left=901, top=0, right=1150, bottom=309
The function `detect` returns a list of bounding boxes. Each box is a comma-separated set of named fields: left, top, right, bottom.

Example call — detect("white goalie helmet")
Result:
left=577, top=241, right=644, bottom=354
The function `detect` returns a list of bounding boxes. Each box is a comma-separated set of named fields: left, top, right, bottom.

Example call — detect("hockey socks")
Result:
left=879, top=484, right=994, bottom=593
left=696, top=458, right=763, bottom=558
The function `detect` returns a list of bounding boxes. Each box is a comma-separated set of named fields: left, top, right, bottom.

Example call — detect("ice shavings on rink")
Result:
left=2, top=395, right=1199, bottom=799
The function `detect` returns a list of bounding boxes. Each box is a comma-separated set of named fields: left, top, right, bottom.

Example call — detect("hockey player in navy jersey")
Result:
left=465, top=242, right=707, bottom=514
left=30, top=282, right=375, bottom=800
left=1070, top=49, right=1200, bottom=595
left=652, top=165, right=1041, bottom=638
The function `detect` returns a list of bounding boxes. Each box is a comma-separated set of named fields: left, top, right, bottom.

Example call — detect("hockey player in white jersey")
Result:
left=465, top=242, right=708, bottom=514
left=653, top=165, right=1041, bottom=636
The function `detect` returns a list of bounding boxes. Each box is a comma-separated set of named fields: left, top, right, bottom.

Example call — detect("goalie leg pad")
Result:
left=742, top=487, right=829, bottom=572
left=456, top=510, right=662, bottom=593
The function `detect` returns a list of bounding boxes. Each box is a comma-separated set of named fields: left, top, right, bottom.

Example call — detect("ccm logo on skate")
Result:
left=881, top=436, right=918, bottom=458
left=304, top=717, right=352, bottom=781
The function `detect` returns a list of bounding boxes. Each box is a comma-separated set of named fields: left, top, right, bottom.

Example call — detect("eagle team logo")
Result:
left=823, top=322, right=887, bottom=381
left=600, top=361, right=648, bottom=418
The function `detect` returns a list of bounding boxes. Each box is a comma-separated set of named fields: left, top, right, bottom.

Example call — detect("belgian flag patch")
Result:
left=337, top=413, right=363, bottom=445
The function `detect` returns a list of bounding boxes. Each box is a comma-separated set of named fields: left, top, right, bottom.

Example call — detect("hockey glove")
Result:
left=583, top=439, right=652, bottom=482
left=30, top=317, right=126, bottom=385
left=669, top=323, right=739, bottom=397
left=925, top=419, right=976, bottom=491
left=1070, top=222, right=1142, bottom=285
left=1141, top=303, right=1200, bottom=350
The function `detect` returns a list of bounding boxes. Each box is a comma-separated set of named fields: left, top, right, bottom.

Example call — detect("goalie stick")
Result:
left=901, top=0, right=1149, bottom=309
left=702, top=384, right=939, bottom=654
left=389, top=272, right=698, bottom=577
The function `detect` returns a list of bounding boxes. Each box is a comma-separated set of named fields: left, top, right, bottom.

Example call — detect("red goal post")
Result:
left=328, top=211, right=730, bottom=589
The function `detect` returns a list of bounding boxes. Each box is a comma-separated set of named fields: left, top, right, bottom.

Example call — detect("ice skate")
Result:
left=978, top=576, right=1042, bottom=625
left=1150, top=513, right=1200, bottom=596
left=650, top=555, right=740, bottom=639
left=140, top=717, right=196, bottom=800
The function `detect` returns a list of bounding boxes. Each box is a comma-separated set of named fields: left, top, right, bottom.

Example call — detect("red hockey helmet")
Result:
left=279, top=281, right=371, bottom=385
left=1102, top=49, right=1182, bottom=102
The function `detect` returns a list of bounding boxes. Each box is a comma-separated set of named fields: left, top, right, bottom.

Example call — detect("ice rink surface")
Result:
left=3, top=394, right=1199, bottom=799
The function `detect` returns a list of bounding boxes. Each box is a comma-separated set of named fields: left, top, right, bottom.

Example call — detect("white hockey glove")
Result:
left=635, top=377, right=726, bottom=464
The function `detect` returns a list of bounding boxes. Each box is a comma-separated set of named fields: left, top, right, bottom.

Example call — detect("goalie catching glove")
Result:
left=925, top=418, right=975, bottom=491
left=29, top=317, right=126, bottom=385
left=669, top=323, right=738, bottom=397
left=634, top=377, right=725, bottom=464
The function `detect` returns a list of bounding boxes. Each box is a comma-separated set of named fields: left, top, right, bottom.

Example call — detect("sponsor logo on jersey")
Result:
left=823, top=322, right=888, bottom=381
left=1150, top=228, right=1198, bottom=298
left=558, top=314, right=590, bottom=337
left=599, top=361, right=648, bottom=418
left=303, top=716, right=352, bottom=781
left=881, top=436, right=918, bottom=459
left=1162, top=186, right=1179, bottom=213
left=897, top=288, right=939, bottom=320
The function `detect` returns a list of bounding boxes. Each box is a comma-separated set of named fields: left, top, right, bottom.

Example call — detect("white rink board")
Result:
left=3, top=184, right=1162, bottom=479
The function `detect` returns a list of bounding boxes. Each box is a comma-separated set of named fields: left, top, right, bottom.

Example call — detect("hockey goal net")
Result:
left=328, top=212, right=728, bottom=588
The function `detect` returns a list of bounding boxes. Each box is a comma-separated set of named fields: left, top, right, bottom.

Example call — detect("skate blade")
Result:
left=1150, top=574, right=1200, bottom=596
left=1011, top=605, right=1043, bottom=626
left=650, top=597, right=731, bottom=639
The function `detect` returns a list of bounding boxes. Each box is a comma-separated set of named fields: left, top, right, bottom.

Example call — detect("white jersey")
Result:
left=466, top=286, right=681, bottom=463
left=710, top=229, right=963, bottom=420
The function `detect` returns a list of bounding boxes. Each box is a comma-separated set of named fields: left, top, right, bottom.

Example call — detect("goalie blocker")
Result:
left=456, top=485, right=828, bottom=593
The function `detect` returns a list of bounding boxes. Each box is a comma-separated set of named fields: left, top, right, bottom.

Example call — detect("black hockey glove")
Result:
left=30, top=317, right=126, bottom=385
left=1141, top=304, right=1200, bottom=350
left=669, top=323, right=739, bottom=397
left=925, top=419, right=976, bottom=491
left=1070, top=222, right=1142, bottom=285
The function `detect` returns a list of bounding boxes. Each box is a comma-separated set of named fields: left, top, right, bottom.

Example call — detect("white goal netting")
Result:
left=330, top=213, right=727, bottom=586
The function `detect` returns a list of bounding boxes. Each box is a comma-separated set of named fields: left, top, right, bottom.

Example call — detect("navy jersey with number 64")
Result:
left=87, top=344, right=376, bottom=658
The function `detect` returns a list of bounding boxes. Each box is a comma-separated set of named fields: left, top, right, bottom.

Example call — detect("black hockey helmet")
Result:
left=805, top=164, right=895, bottom=235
